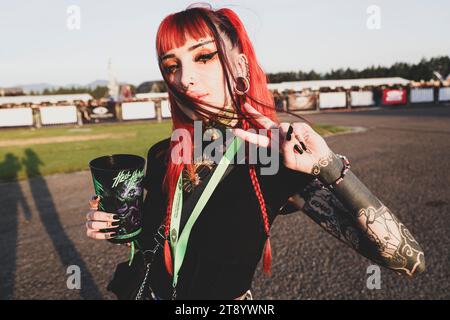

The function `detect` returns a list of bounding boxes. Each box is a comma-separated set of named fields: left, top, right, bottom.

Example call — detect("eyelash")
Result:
left=164, top=51, right=218, bottom=74
left=197, top=51, right=218, bottom=63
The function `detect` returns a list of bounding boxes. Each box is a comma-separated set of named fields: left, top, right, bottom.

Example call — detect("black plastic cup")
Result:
left=89, top=154, right=145, bottom=244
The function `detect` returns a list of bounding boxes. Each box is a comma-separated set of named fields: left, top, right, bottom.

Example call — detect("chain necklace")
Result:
left=182, top=120, right=236, bottom=193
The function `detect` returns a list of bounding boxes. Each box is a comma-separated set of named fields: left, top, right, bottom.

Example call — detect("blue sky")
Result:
left=1, top=0, right=449, bottom=87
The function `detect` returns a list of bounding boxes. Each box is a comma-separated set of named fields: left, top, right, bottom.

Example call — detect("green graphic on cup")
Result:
left=89, top=154, right=145, bottom=244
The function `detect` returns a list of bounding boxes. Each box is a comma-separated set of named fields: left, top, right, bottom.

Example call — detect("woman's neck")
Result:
left=204, top=120, right=227, bottom=141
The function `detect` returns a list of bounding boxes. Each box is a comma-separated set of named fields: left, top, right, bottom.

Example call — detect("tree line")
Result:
left=29, top=85, right=139, bottom=100
left=266, top=56, right=450, bottom=83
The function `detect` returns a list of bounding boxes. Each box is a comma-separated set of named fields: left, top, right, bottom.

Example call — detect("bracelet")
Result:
left=326, top=154, right=350, bottom=190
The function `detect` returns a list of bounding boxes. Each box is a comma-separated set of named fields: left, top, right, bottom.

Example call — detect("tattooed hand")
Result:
left=232, top=103, right=331, bottom=174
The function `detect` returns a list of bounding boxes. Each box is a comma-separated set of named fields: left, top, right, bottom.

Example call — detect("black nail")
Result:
left=91, top=195, right=99, bottom=200
left=108, top=232, right=117, bottom=238
left=294, top=144, right=303, bottom=154
left=286, top=125, right=293, bottom=141
left=113, top=214, right=120, bottom=220
left=300, top=141, right=307, bottom=151
left=112, top=221, right=121, bottom=226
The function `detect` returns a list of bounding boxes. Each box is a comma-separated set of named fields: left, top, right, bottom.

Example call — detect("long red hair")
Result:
left=156, top=6, right=286, bottom=277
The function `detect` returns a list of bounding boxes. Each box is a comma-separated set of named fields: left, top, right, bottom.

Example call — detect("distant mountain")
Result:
left=17, top=80, right=110, bottom=94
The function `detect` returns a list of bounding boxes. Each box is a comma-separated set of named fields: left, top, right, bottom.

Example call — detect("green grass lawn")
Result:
left=0, top=120, right=349, bottom=182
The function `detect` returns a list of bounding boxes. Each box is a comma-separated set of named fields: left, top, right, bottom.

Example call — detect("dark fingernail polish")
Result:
left=112, top=221, right=121, bottom=226
left=300, top=141, right=307, bottom=151
left=113, top=214, right=120, bottom=220
left=294, top=144, right=303, bottom=154
left=287, top=126, right=293, bottom=141
left=91, top=195, right=99, bottom=200
left=109, top=232, right=117, bottom=238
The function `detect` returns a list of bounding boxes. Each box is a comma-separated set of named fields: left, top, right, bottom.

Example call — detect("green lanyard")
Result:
left=169, top=136, right=243, bottom=289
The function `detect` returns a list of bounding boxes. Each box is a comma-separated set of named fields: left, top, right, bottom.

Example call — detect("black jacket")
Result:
left=138, top=137, right=314, bottom=299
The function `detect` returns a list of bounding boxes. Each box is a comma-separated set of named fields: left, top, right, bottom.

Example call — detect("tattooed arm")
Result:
left=292, top=150, right=425, bottom=277
left=231, top=105, right=425, bottom=276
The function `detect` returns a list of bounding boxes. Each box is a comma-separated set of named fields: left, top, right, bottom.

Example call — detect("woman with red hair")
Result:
left=86, top=4, right=425, bottom=300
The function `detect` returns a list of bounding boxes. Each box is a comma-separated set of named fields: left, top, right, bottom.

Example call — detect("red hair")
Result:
left=156, top=6, right=284, bottom=277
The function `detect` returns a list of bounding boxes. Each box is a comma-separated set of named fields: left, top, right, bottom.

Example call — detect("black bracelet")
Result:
left=326, top=154, right=350, bottom=190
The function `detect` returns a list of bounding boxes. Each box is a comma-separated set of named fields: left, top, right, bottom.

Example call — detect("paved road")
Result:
left=1, top=104, right=449, bottom=299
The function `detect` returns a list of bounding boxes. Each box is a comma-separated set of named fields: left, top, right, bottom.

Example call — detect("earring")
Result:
left=235, top=76, right=250, bottom=95
left=235, top=60, right=250, bottom=95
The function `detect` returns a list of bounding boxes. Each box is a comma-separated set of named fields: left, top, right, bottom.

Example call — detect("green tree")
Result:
left=266, top=55, right=450, bottom=83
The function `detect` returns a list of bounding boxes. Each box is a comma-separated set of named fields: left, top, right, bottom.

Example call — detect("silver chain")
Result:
left=135, top=264, right=152, bottom=300
left=134, top=224, right=166, bottom=300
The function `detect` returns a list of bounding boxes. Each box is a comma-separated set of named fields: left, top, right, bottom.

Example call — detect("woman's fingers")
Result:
left=280, top=122, right=299, bottom=155
left=85, top=195, right=119, bottom=241
left=232, top=106, right=312, bottom=154
left=89, top=196, right=100, bottom=210
left=233, top=121, right=293, bottom=149
left=291, top=123, right=313, bottom=154
left=86, top=228, right=116, bottom=240
left=89, top=199, right=98, bottom=209
left=292, top=122, right=313, bottom=139
left=242, top=103, right=278, bottom=130
left=279, top=122, right=290, bottom=139
left=232, top=128, right=271, bottom=147
left=232, top=103, right=284, bottom=147
left=295, top=134, right=311, bottom=153
left=286, top=125, right=293, bottom=141
left=279, top=122, right=311, bottom=156
left=86, top=220, right=119, bottom=230
left=86, top=210, right=119, bottom=222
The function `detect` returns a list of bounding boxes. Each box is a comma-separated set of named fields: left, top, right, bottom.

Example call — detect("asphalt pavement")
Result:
left=1, top=104, right=448, bottom=299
